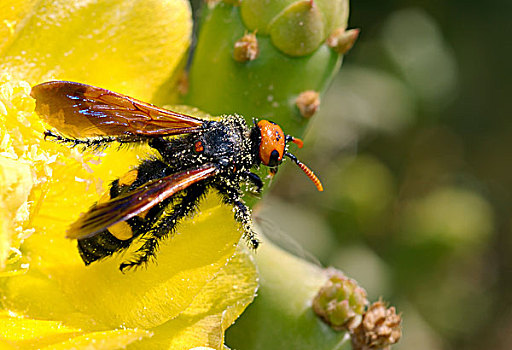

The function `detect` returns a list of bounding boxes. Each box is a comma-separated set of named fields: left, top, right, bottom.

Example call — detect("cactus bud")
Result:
left=240, top=0, right=349, bottom=57
left=233, top=32, right=260, bottom=62
left=177, top=71, right=189, bottom=96
left=327, top=27, right=360, bottom=54
left=296, top=90, right=320, bottom=118
left=351, top=300, right=402, bottom=350
left=205, top=0, right=221, bottom=6
left=223, top=0, right=241, bottom=5
left=268, top=0, right=325, bottom=57
left=312, top=268, right=369, bottom=332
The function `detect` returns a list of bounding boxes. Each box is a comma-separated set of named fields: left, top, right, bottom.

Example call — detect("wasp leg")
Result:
left=119, top=182, right=208, bottom=272
left=240, top=171, right=263, bottom=194
left=44, top=130, right=141, bottom=151
left=214, top=181, right=260, bottom=249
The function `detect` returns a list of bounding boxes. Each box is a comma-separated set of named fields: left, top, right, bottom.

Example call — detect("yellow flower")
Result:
left=0, top=1, right=257, bottom=349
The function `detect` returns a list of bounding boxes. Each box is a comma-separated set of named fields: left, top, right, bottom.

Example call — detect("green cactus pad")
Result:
left=185, top=2, right=341, bottom=136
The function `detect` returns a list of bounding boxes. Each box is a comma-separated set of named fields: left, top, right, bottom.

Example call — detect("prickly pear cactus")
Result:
left=185, top=0, right=356, bottom=136
left=182, top=2, right=396, bottom=350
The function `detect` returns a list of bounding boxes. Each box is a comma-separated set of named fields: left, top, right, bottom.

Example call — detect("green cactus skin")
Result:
left=185, top=2, right=344, bottom=136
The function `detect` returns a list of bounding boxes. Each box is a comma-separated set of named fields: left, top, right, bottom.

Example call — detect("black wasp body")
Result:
left=31, top=81, right=322, bottom=271
left=79, top=116, right=261, bottom=271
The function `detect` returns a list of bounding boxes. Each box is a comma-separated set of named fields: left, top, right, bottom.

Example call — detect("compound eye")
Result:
left=268, top=149, right=280, bottom=167
left=257, top=120, right=285, bottom=166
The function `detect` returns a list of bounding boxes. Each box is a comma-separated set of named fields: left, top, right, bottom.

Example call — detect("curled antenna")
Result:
left=285, top=152, right=323, bottom=192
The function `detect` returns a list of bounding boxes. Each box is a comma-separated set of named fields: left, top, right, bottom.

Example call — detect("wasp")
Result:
left=31, top=81, right=323, bottom=271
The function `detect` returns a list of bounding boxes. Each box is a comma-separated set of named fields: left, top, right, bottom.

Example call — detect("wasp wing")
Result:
left=67, top=164, right=219, bottom=240
left=31, top=81, right=204, bottom=139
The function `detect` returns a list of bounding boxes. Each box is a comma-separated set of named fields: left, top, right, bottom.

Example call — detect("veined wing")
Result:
left=67, top=164, right=219, bottom=240
left=31, top=81, right=204, bottom=138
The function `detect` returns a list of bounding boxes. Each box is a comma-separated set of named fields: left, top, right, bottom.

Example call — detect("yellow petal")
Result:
left=1, top=74, right=255, bottom=343
left=0, top=310, right=151, bottom=349
left=0, top=4, right=257, bottom=346
left=0, top=1, right=37, bottom=53
left=0, top=0, right=192, bottom=101
left=0, top=155, right=33, bottom=269
left=41, top=329, right=152, bottom=350
left=133, top=249, right=258, bottom=349
left=4, top=193, right=244, bottom=330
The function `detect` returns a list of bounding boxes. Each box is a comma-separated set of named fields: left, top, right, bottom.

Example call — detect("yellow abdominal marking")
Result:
left=109, top=221, right=134, bottom=240
left=118, top=169, right=139, bottom=186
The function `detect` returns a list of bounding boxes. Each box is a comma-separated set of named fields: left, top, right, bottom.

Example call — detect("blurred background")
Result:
left=249, top=1, right=511, bottom=350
